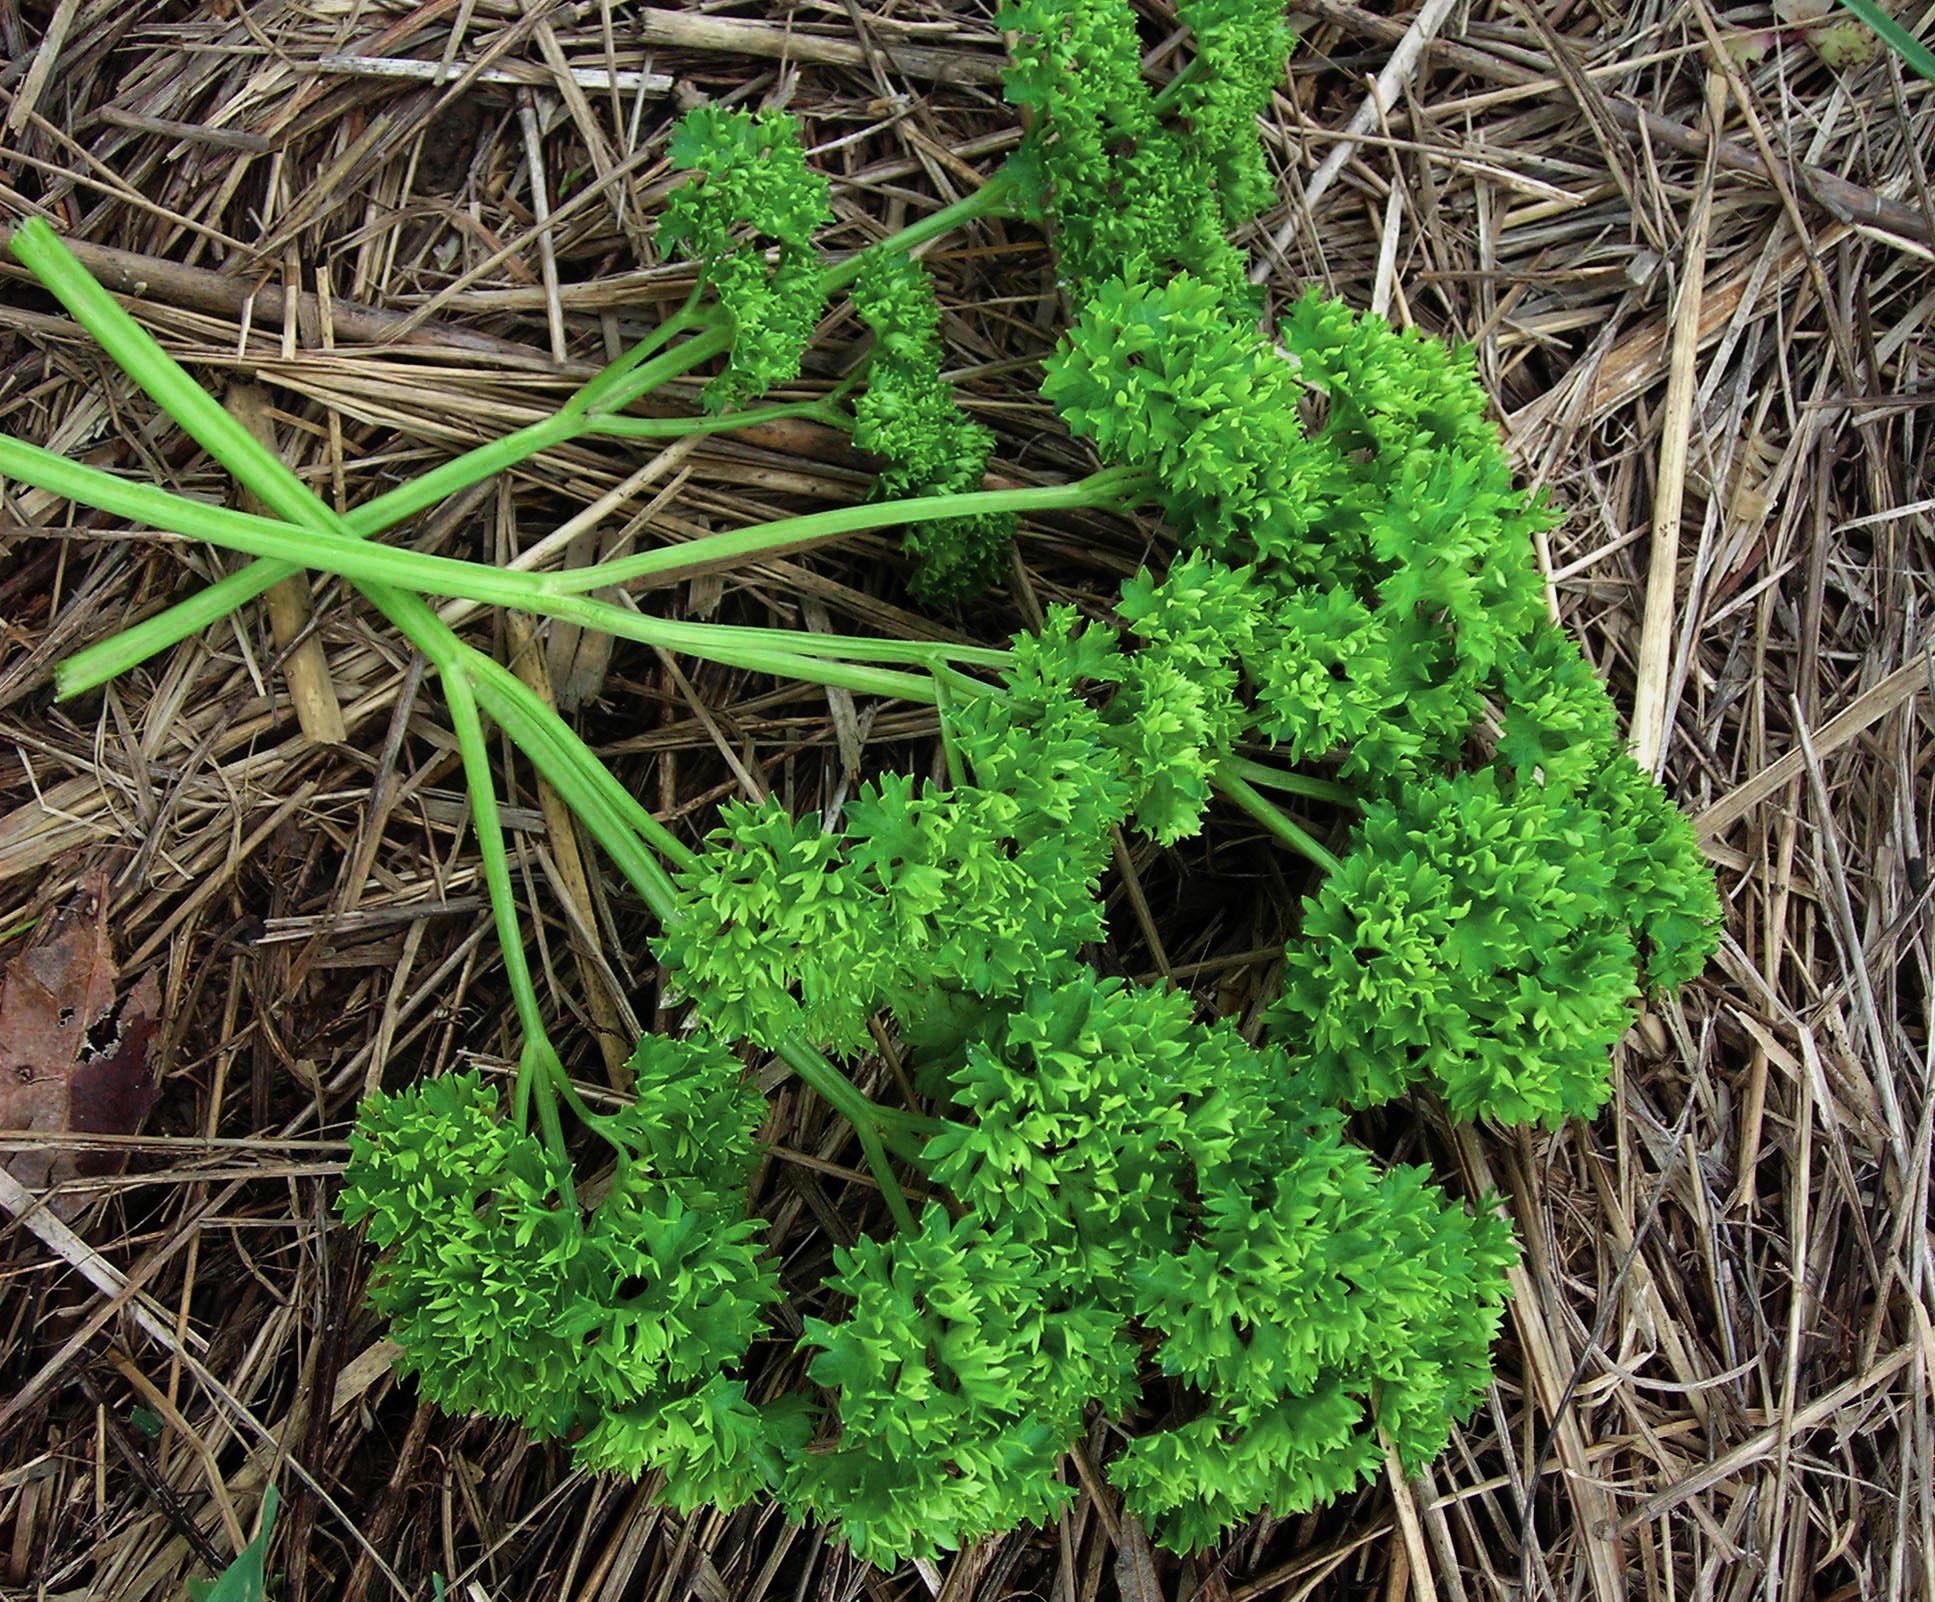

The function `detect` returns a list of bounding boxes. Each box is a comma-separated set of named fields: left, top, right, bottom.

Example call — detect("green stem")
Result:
left=1218, top=754, right=1357, bottom=808
left=470, top=646, right=696, bottom=882
left=0, top=431, right=697, bottom=897
left=0, top=439, right=950, bottom=702
left=814, top=167, right=1022, bottom=297
left=1212, top=764, right=1344, bottom=875
left=13, top=452, right=971, bottom=714
left=563, top=292, right=705, bottom=416
left=445, top=666, right=572, bottom=1173
left=5, top=217, right=689, bottom=917
left=535, top=465, right=1154, bottom=595
left=2, top=434, right=1053, bottom=696
left=873, top=1103, right=945, bottom=1135
left=461, top=648, right=695, bottom=886
left=41, top=312, right=734, bottom=694
left=931, top=659, right=1008, bottom=704
left=321, top=304, right=718, bottom=534
left=870, top=1104, right=943, bottom=1165
left=932, top=672, right=968, bottom=789
left=776, top=1038, right=916, bottom=1232
left=26, top=166, right=1021, bottom=694
left=7, top=427, right=1006, bottom=676
left=589, top=392, right=851, bottom=439
left=43, top=395, right=1118, bottom=696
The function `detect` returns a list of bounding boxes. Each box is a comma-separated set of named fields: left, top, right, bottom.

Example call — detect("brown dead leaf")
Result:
left=0, top=868, right=162, bottom=1218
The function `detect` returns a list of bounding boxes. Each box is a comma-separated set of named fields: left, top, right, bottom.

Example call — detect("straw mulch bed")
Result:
left=1, top=2, right=1930, bottom=1599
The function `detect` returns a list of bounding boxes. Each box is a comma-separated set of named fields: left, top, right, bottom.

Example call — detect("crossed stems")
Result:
left=3, top=208, right=1345, bottom=1230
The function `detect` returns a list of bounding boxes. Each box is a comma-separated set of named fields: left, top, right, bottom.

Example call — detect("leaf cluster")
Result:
left=784, top=1204, right=1137, bottom=1564
left=850, top=253, right=1014, bottom=602
left=1028, top=201, right=1721, bottom=1130
left=658, top=613, right=1133, bottom=1058
left=338, top=1040, right=780, bottom=1503
left=659, top=105, right=832, bottom=411
left=904, top=968, right=1518, bottom=1555
left=1273, top=764, right=1672, bottom=1124
left=998, top=0, right=1287, bottom=301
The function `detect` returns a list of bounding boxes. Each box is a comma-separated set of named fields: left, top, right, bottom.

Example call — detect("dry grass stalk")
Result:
left=1630, top=69, right=1726, bottom=772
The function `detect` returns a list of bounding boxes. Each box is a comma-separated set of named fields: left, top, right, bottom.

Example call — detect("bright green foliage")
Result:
left=605, top=1030, right=766, bottom=1208
left=337, top=1042, right=782, bottom=1498
left=1111, top=1389, right=1375, bottom=1555
left=1119, top=1150, right=1516, bottom=1550
left=1131, top=1156, right=1516, bottom=1457
left=1171, top=0, right=1293, bottom=227
left=658, top=799, right=900, bottom=1057
left=1276, top=286, right=1499, bottom=462
left=1115, top=548, right=1265, bottom=655
left=658, top=105, right=832, bottom=411
left=1043, top=278, right=1550, bottom=685
left=998, top=0, right=1261, bottom=300
left=906, top=964, right=1517, bottom=1553
left=659, top=621, right=1136, bottom=1058
left=1362, top=446, right=1549, bottom=698
left=0, top=0, right=1732, bottom=1567
left=944, top=607, right=1133, bottom=851
left=850, top=253, right=1013, bottom=602
left=1494, top=623, right=1621, bottom=795
left=339, top=1070, right=588, bottom=1432
left=1044, top=273, right=1310, bottom=562
left=1590, top=754, right=1725, bottom=990
left=923, top=969, right=1259, bottom=1296
left=1269, top=292, right=1559, bottom=768
left=1106, top=552, right=1258, bottom=842
left=316, top=0, right=1725, bottom=1570
left=564, top=1173, right=774, bottom=1411
left=844, top=773, right=1107, bottom=1012
left=1051, top=284, right=1549, bottom=786
left=573, top=1377, right=800, bottom=1510
left=999, top=0, right=1173, bottom=289
left=1272, top=771, right=1652, bottom=1124
left=783, top=1203, right=1139, bottom=1566
left=1246, top=585, right=1406, bottom=770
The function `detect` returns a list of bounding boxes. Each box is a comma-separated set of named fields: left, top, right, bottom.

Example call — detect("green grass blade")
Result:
left=1838, top=0, right=1935, bottom=86
left=187, top=1485, right=277, bottom=1602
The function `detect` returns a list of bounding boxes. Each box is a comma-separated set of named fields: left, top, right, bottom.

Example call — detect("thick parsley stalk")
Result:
left=443, top=667, right=570, bottom=1164
left=1211, top=763, right=1343, bottom=873
left=0, top=431, right=1137, bottom=693
left=35, top=173, right=1025, bottom=692
left=48, top=366, right=862, bottom=696
left=46, top=332, right=853, bottom=696
left=5, top=220, right=920, bottom=1223
left=0, top=429, right=1018, bottom=683
left=11, top=218, right=733, bottom=693
left=0, top=430, right=936, bottom=701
